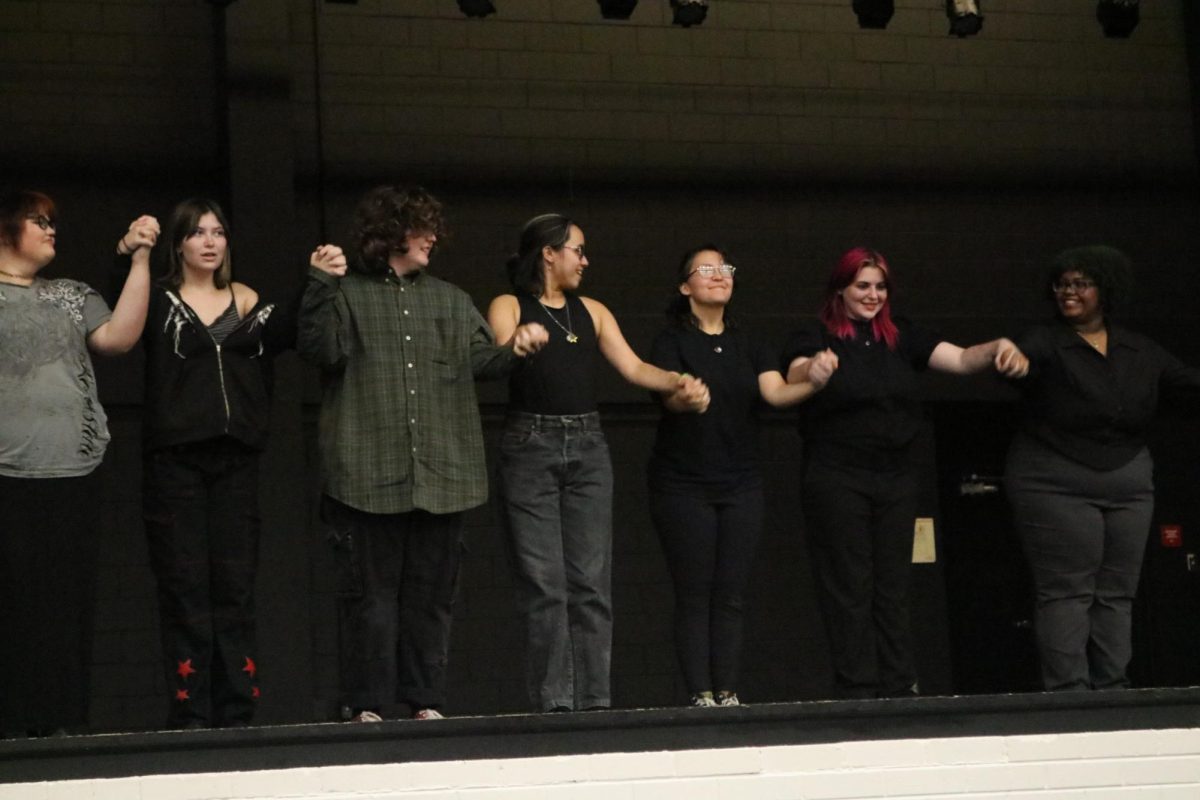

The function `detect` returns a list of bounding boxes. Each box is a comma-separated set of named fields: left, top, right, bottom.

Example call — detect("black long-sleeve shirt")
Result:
left=1014, top=321, right=1200, bottom=471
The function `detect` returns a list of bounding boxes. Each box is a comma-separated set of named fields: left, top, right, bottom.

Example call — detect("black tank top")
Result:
left=207, top=293, right=240, bottom=344
left=509, top=293, right=598, bottom=414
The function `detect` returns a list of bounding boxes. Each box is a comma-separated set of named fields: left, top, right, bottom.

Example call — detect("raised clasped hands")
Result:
left=511, top=322, right=549, bottom=357
left=806, top=348, right=840, bottom=389
left=993, top=338, right=1029, bottom=378
left=311, top=243, right=348, bottom=277
left=120, top=215, right=160, bottom=255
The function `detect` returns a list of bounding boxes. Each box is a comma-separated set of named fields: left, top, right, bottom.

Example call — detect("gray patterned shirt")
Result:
left=0, top=278, right=112, bottom=478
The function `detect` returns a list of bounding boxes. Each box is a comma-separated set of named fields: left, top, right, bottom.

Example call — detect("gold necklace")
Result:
left=537, top=296, right=579, bottom=343
left=1076, top=329, right=1106, bottom=351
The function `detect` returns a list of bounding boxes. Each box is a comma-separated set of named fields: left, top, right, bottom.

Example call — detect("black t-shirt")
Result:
left=781, top=317, right=942, bottom=469
left=1015, top=321, right=1200, bottom=471
left=648, top=323, right=777, bottom=492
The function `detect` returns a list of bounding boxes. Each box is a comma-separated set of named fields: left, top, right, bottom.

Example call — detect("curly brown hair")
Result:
left=351, top=185, right=447, bottom=274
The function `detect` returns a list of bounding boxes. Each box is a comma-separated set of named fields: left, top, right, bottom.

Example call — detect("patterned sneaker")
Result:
left=716, top=691, right=740, bottom=707
left=350, top=710, right=383, bottom=723
left=689, top=692, right=717, bottom=707
left=411, top=708, right=445, bottom=720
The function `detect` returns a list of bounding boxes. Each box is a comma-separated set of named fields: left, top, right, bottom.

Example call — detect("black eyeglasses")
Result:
left=25, top=214, right=57, bottom=231
left=689, top=264, right=736, bottom=278
left=1051, top=278, right=1096, bottom=294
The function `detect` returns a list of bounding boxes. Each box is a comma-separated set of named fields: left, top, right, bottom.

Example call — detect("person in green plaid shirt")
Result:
left=298, top=185, right=547, bottom=722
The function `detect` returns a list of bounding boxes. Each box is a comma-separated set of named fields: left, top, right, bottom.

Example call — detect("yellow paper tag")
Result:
left=912, top=517, right=936, bottom=563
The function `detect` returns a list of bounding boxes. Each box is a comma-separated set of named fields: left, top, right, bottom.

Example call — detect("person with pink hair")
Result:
left=784, top=247, right=1027, bottom=699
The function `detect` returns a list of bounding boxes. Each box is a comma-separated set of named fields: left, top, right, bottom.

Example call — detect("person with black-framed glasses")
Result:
left=0, top=189, right=157, bottom=736
left=648, top=244, right=833, bottom=708
left=487, top=213, right=708, bottom=713
left=1005, top=245, right=1200, bottom=692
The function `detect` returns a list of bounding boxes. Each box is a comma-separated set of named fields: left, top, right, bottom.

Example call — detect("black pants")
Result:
left=801, top=455, right=919, bottom=698
left=649, top=484, right=764, bottom=696
left=143, top=439, right=261, bottom=728
left=0, top=471, right=101, bottom=735
left=1005, top=434, right=1154, bottom=691
left=323, top=497, right=464, bottom=716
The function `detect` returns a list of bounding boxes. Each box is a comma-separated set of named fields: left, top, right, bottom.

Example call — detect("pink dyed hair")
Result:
left=818, top=247, right=899, bottom=350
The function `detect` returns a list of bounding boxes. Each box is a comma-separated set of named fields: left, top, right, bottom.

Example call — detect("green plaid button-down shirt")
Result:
left=298, top=267, right=517, bottom=515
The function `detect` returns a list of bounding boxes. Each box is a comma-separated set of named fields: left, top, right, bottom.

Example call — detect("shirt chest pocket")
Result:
left=430, top=315, right=467, bottom=381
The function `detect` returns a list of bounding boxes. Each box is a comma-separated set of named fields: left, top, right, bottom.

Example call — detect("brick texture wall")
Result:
left=2, top=0, right=1198, bottom=731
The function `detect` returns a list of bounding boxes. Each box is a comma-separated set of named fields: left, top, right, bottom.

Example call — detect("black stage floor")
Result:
left=3, top=688, right=1199, bottom=784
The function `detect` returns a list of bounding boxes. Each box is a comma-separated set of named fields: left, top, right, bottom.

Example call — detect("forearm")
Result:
left=957, top=340, right=1002, bottom=374
left=470, top=337, right=519, bottom=379
left=761, top=372, right=819, bottom=408
left=627, top=360, right=680, bottom=393
left=296, top=268, right=348, bottom=368
left=91, top=252, right=151, bottom=354
left=929, top=340, right=996, bottom=375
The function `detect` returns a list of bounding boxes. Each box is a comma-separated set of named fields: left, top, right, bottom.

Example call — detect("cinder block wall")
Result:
left=2, top=0, right=1198, bottom=731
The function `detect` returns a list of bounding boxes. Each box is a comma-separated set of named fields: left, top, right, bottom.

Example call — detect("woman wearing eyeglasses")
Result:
left=487, top=213, right=709, bottom=713
left=0, top=190, right=157, bottom=736
left=784, top=246, right=1028, bottom=700
left=1005, top=245, right=1200, bottom=692
left=648, top=245, right=836, bottom=708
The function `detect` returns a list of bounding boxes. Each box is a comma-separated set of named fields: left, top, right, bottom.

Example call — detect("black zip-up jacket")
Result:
left=116, top=254, right=299, bottom=453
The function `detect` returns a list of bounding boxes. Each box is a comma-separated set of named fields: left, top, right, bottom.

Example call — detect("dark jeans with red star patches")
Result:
left=322, top=497, right=464, bottom=717
left=143, top=438, right=261, bottom=729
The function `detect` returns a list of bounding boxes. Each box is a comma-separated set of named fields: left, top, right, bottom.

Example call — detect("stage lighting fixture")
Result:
left=1096, top=0, right=1139, bottom=38
left=598, top=0, right=637, bottom=19
left=946, top=0, right=983, bottom=37
left=853, top=0, right=894, bottom=30
left=670, top=0, right=708, bottom=28
left=457, top=0, right=496, bottom=18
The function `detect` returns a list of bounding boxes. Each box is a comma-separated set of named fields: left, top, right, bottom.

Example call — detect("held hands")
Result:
left=311, top=244, right=348, bottom=277
left=806, top=349, right=839, bottom=389
left=674, top=373, right=711, bottom=414
left=117, top=215, right=160, bottom=256
left=511, top=322, right=549, bottom=357
left=993, top=338, right=1029, bottom=378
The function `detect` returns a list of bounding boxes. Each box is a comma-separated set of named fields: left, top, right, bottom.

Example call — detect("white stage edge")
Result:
left=4, top=726, right=1198, bottom=800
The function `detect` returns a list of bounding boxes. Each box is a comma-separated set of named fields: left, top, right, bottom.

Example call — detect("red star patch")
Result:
left=251, top=686, right=260, bottom=699
left=176, top=659, right=196, bottom=680
left=242, top=657, right=256, bottom=678
left=175, top=689, right=190, bottom=702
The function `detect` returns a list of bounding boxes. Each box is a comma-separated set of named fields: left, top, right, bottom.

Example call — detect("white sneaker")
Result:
left=689, top=692, right=717, bottom=707
left=350, top=710, right=383, bottom=723
left=716, top=692, right=740, bottom=707
left=412, top=708, right=444, bottom=720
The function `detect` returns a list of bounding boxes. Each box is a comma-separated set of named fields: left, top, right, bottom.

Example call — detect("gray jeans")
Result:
left=498, top=412, right=614, bottom=711
left=1005, top=433, right=1154, bottom=691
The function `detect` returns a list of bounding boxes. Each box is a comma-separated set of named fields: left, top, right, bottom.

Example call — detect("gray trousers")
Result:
left=499, top=412, right=614, bottom=712
left=1005, top=434, right=1154, bottom=691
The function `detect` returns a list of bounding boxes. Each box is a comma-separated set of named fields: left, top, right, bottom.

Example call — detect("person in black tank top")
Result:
left=648, top=245, right=835, bottom=708
left=138, top=198, right=297, bottom=729
left=487, top=213, right=709, bottom=712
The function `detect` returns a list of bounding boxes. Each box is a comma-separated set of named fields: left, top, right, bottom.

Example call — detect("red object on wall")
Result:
left=1160, top=524, right=1183, bottom=548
